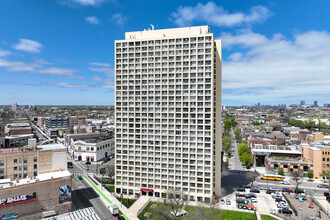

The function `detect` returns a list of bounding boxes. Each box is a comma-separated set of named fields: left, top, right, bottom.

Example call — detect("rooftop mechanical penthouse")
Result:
left=114, top=26, right=222, bottom=202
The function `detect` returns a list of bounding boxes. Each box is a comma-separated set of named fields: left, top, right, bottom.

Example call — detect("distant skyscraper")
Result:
left=11, top=103, right=17, bottom=112
left=114, top=26, right=222, bottom=202
left=300, top=100, right=305, bottom=106
left=314, top=101, right=318, bottom=107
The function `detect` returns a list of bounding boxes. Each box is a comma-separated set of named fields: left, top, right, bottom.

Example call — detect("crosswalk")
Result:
left=42, top=207, right=101, bottom=220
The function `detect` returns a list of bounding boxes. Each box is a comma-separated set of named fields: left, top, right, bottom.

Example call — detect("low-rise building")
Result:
left=65, top=132, right=114, bottom=162
left=0, top=144, right=67, bottom=180
left=0, top=170, right=72, bottom=219
left=3, top=134, right=34, bottom=148
left=4, top=123, right=32, bottom=136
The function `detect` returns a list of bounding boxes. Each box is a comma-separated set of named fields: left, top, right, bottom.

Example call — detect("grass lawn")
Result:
left=105, top=185, right=115, bottom=192
left=117, top=198, right=136, bottom=208
left=261, top=214, right=278, bottom=220
left=138, top=203, right=256, bottom=220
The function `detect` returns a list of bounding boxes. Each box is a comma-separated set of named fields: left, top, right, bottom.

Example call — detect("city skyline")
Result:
left=1, top=0, right=330, bottom=105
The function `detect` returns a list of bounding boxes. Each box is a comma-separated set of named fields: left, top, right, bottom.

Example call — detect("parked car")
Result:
left=245, top=193, right=257, bottom=198
left=317, top=184, right=329, bottom=188
left=282, top=188, right=293, bottom=193
left=259, top=186, right=268, bottom=190
left=269, top=187, right=280, bottom=191
left=241, top=184, right=251, bottom=189
left=272, top=195, right=282, bottom=200
left=275, top=198, right=286, bottom=204
left=247, top=205, right=257, bottom=211
left=280, top=181, right=290, bottom=185
left=251, top=198, right=257, bottom=203
left=220, top=199, right=225, bottom=205
left=277, top=202, right=288, bottom=208
left=235, top=193, right=246, bottom=197
left=236, top=188, right=246, bottom=192
left=78, top=176, right=83, bottom=180
left=226, top=198, right=231, bottom=205
left=278, top=208, right=293, bottom=214
left=266, top=190, right=276, bottom=194
left=250, top=188, right=260, bottom=193
left=294, top=188, right=305, bottom=194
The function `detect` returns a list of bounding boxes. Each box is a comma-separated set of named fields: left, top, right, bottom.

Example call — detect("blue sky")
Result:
left=1, top=0, right=330, bottom=106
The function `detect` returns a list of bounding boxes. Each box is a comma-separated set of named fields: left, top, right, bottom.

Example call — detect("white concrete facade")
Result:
left=71, top=139, right=115, bottom=162
left=115, top=26, right=222, bottom=202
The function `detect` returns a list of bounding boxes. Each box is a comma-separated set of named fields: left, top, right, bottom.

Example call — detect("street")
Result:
left=69, top=160, right=115, bottom=220
left=72, top=175, right=115, bottom=220
left=221, top=129, right=250, bottom=196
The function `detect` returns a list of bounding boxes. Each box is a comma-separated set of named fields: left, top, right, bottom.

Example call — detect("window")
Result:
left=14, top=159, right=17, bottom=163
left=14, top=166, right=17, bottom=171
left=23, top=173, right=27, bottom=178
left=34, top=171, right=37, bottom=176
left=34, top=164, right=37, bottom=169
left=24, top=158, right=27, bottom=163
left=24, top=165, right=27, bottom=170
left=0, top=168, right=3, bottom=173
left=34, top=157, right=37, bottom=162
left=0, top=160, right=3, bottom=166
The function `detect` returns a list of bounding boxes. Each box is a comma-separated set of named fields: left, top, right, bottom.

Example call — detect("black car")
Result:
left=294, top=188, right=305, bottom=194
left=278, top=208, right=293, bottom=214
left=275, top=198, right=286, bottom=203
left=317, top=184, right=329, bottom=188
left=241, top=184, right=251, bottom=189
left=78, top=176, right=83, bottom=180
left=324, top=192, right=329, bottom=197
left=236, top=188, right=246, bottom=192
left=282, top=188, right=293, bottom=193
left=118, top=216, right=125, bottom=220
left=250, top=188, right=260, bottom=193
left=266, top=190, right=275, bottom=194
left=245, top=193, right=257, bottom=198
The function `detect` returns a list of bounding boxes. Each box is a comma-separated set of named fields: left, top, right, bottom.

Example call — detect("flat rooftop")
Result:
left=0, top=170, right=71, bottom=189
left=122, top=26, right=211, bottom=41
left=0, top=144, right=66, bottom=154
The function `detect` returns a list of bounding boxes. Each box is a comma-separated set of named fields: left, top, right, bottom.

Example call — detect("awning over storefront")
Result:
left=90, top=156, right=94, bottom=158
left=140, top=188, right=154, bottom=193
left=86, top=156, right=89, bottom=158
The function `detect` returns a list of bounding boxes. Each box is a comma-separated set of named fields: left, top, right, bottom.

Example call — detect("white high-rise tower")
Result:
left=114, top=26, right=222, bottom=202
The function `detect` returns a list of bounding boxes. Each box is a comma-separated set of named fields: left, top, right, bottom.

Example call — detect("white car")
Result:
left=277, top=202, right=288, bottom=208
left=251, top=198, right=257, bottom=203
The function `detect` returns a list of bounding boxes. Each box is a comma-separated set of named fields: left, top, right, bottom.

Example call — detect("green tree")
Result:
left=320, top=170, right=330, bottom=183
left=251, top=121, right=260, bottom=126
left=278, top=169, right=284, bottom=176
left=238, top=143, right=250, bottom=157
left=241, top=152, right=253, bottom=169
left=307, top=171, right=314, bottom=180
left=222, top=135, right=232, bottom=157
left=224, top=120, right=231, bottom=133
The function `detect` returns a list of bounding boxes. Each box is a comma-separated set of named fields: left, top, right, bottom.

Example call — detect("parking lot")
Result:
left=219, top=186, right=296, bottom=217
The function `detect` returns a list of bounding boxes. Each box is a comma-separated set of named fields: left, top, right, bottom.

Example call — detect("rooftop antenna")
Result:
left=150, top=24, right=154, bottom=30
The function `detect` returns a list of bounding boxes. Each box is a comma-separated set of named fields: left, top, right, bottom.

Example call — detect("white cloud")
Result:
left=89, top=62, right=110, bottom=67
left=220, top=30, right=330, bottom=104
left=111, top=13, right=128, bottom=26
left=32, top=67, right=79, bottom=76
left=171, top=2, right=271, bottom=27
left=53, top=82, right=89, bottom=88
left=0, top=48, right=11, bottom=57
left=100, top=79, right=114, bottom=89
left=85, top=16, right=100, bottom=25
left=61, top=0, right=107, bottom=7
left=91, top=76, right=102, bottom=81
left=0, top=58, right=40, bottom=72
left=12, top=38, right=43, bottom=53
left=89, top=62, right=113, bottom=77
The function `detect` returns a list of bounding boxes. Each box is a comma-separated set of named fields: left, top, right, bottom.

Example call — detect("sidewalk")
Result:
left=128, top=196, right=150, bottom=217
left=82, top=175, right=138, bottom=220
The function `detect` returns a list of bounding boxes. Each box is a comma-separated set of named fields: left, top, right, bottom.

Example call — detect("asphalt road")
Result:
left=72, top=175, right=115, bottom=220
left=221, top=128, right=250, bottom=196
